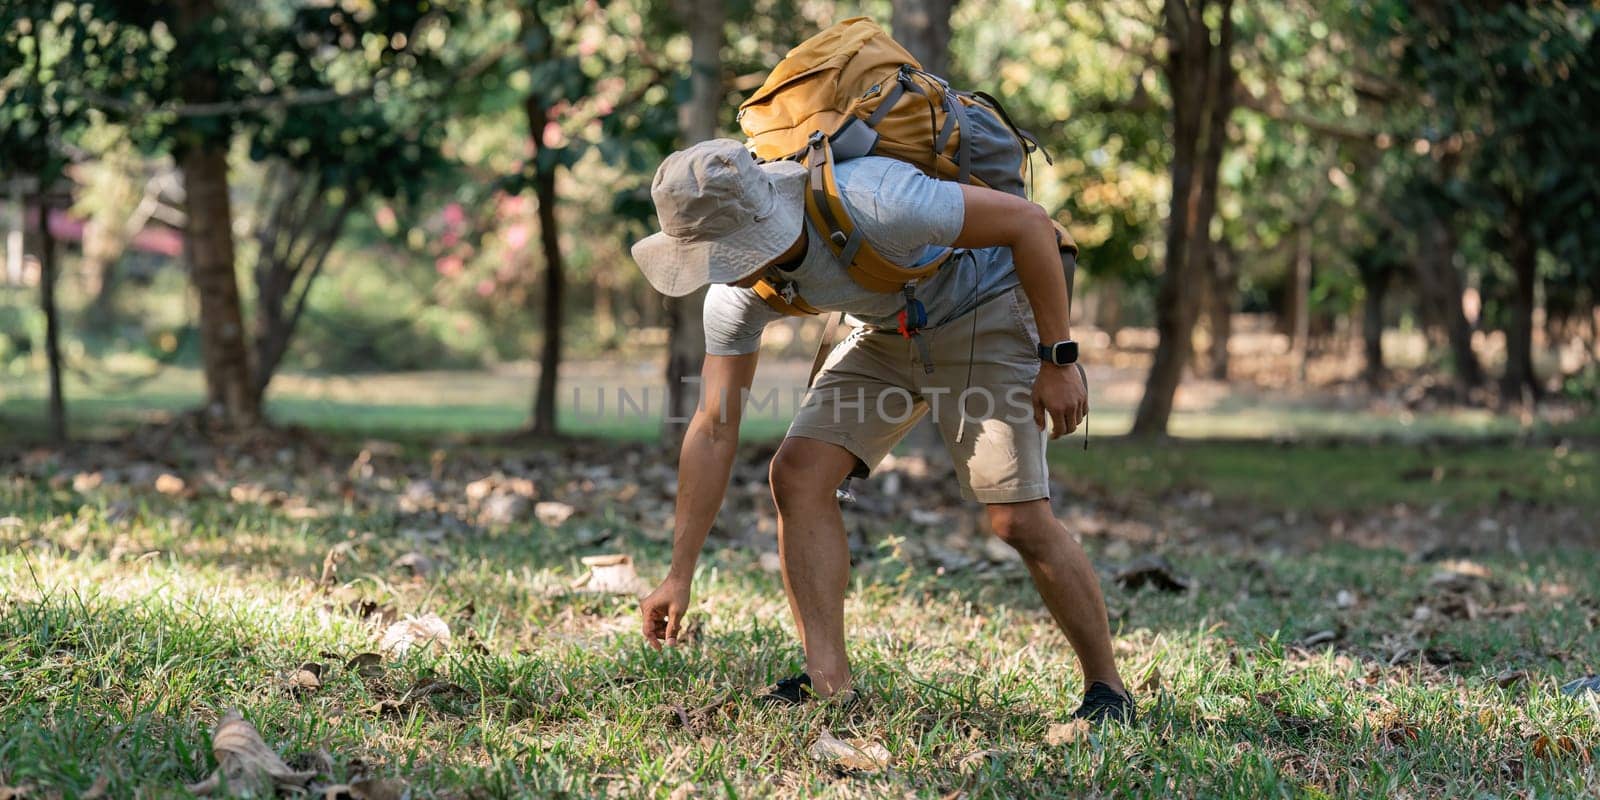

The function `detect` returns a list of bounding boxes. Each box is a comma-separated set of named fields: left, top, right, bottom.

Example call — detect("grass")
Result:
left=1052, top=438, right=1599, bottom=515
left=2, top=362, right=1590, bottom=445
left=3, top=440, right=1599, bottom=798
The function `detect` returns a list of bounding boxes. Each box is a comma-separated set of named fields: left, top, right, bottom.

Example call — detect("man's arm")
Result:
left=641, top=350, right=759, bottom=647
left=950, top=184, right=1086, bottom=437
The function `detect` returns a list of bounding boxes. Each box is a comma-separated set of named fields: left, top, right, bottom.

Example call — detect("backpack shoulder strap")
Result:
left=802, top=134, right=950, bottom=293
left=1051, top=220, right=1079, bottom=316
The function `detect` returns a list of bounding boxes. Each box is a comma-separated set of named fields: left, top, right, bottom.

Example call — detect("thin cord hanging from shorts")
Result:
left=955, top=255, right=979, bottom=445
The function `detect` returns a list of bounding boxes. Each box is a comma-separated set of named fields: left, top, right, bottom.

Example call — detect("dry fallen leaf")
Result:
left=535, top=501, right=577, bottom=527
left=371, top=676, right=471, bottom=717
left=0, top=785, right=32, bottom=800
left=289, top=662, right=324, bottom=692
left=1113, top=555, right=1191, bottom=593
left=319, top=543, right=357, bottom=588
left=1493, top=668, right=1529, bottom=689
left=957, top=749, right=1002, bottom=774
left=155, top=473, right=187, bottom=495
left=390, top=552, right=434, bottom=579
left=285, top=749, right=333, bottom=778
left=1531, top=734, right=1590, bottom=763
left=185, top=709, right=316, bottom=796
left=346, top=652, right=385, bottom=679
left=1044, top=719, right=1091, bottom=746
left=379, top=614, right=452, bottom=657
left=1300, top=628, right=1341, bottom=647
left=575, top=554, right=641, bottom=595
left=346, top=777, right=409, bottom=800
left=809, top=730, right=891, bottom=772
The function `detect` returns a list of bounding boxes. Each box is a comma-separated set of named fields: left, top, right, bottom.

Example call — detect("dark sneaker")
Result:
left=757, top=673, right=859, bottom=707
left=758, top=673, right=816, bottom=706
left=1072, top=682, right=1137, bottom=724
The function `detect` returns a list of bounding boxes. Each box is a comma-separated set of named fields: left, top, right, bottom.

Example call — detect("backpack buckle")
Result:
left=807, top=130, right=826, bottom=149
left=776, top=280, right=799, bottom=303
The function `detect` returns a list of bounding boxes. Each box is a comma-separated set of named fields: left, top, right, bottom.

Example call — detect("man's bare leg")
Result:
left=987, top=499, right=1127, bottom=695
left=767, top=436, right=860, bottom=698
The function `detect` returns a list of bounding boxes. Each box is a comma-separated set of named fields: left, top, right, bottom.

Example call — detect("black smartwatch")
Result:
left=1037, top=340, right=1079, bottom=366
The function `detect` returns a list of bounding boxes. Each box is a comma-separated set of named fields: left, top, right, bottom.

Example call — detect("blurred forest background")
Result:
left=1, top=0, right=1597, bottom=443
left=4, top=4, right=1600, bottom=795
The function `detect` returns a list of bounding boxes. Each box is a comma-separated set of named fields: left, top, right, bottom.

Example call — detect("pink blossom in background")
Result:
left=435, top=255, right=464, bottom=277
left=374, top=205, right=397, bottom=231
left=499, top=194, right=526, bottom=216
left=542, top=122, right=564, bottom=148
left=476, top=279, right=496, bottom=298
left=503, top=223, right=529, bottom=250
left=442, top=202, right=465, bottom=228
left=440, top=230, right=459, bottom=248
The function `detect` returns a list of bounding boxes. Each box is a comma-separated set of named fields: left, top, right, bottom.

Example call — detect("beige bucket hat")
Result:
left=631, top=138, right=807, bottom=297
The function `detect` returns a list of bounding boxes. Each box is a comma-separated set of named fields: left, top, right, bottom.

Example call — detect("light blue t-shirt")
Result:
left=702, top=156, right=1020, bottom=356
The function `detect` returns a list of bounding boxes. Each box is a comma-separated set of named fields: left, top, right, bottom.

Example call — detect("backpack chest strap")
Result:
left=752, top=274, right=821, bottom=316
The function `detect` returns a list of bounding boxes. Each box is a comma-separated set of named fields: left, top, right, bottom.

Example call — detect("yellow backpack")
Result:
left=737, top=16, right=1077, bottom=318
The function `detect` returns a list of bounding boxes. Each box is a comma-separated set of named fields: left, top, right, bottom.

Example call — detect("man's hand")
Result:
left=1032, top=363, right=1088, bottom=438
left=641, top=575, right=691, bottom=649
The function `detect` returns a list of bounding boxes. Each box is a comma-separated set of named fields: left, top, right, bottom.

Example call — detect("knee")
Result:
left=986, top=501, right=1055, bottom=555
left=769, top=443, right=830, bottom=511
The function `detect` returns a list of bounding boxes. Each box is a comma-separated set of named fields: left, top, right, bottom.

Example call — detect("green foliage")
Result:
left=1369, top=1, right=1600, bottom=330
left=0, top=1, right=100, bottom=183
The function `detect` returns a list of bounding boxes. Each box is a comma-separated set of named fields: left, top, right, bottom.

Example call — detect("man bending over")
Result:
left=631, top=138, right=1134, bottom=723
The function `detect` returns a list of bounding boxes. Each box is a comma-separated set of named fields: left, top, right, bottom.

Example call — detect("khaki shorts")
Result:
left=788, top=286, right=1049, bottom=504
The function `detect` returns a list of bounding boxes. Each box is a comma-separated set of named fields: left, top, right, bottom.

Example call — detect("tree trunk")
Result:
left=1290, top=224, right=1312, bottom=383
left=250, top=168, right=357, bottom=406
left=1097, top=280, right=1123, bottom=336
left=663, top=0, right=723, bottom=443
left=522, top=113, right=562, bottom=437
left=1132, top=0, right=1234, bottom=436
left=1502, top=214, right=1539, bottom=401
left=1204, top=243, right=1233, bottom=380
left=1360, top=262, right=1388, bottom=387
left=37, top=198, right=65, bottom=442
left=180, top=144, right=258, bottom=426
left=80, top=221, right=120, bottom=331
left=5, top=182, right=22, bottom=286
left=891, top=0, right=956, bottom=76
left=176, top=0, right=258, bottom=427
left=530, top=154, right=565, bottom=436
left=519, top=6, right=566, bottom=437
left=86, top=255, right=122, bottom=327
left=1412, top=217, right=1483, bottom=391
